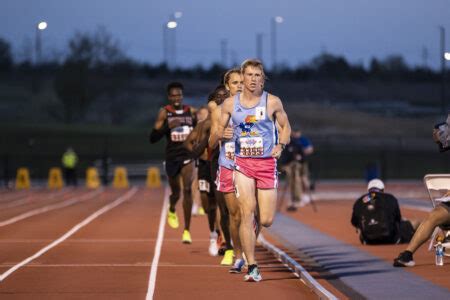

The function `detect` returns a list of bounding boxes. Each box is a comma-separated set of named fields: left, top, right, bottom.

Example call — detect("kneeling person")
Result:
left=351, top=179, right=418, bottom=245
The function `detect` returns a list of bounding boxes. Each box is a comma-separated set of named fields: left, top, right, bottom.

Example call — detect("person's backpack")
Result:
left=358, top=195, right=396, bottom=243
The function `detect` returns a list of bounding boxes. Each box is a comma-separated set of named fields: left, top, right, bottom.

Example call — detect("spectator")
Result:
left=62, top=147, right=78, bottom=186
left=352, top=179, right=419, bottom=245
left=280, top=129, right=314, bottom=211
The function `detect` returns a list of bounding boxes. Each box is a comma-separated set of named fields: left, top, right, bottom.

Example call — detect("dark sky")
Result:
left=1, top=0, right=450, bottom=69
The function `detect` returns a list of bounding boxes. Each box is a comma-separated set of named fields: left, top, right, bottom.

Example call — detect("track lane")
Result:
left=0, top=187, right=162, bottom=299
left=0, top=188, right=80, bottom=219
left=0, top=189, right=121, bottom=265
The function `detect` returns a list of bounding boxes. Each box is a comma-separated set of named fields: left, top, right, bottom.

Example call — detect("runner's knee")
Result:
left=260, top=215, right=273, bottom=227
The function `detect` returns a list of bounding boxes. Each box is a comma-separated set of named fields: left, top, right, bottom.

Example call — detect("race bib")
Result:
left=224, top=142, right=235, bottom=160
left=170, top=126, right=192, bottom=142
left=255, top=107, right=266, bottom=121
left=239, top=137, right=264, bottom=156
left=198, top=179, right=210, bottom=193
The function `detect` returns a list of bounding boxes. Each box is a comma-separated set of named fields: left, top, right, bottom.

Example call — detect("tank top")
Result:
left=164, top=104, right=195, bottom=160
left=231, top=91, right=278, bottom=158
left=218, top=102, right=235, bottom=170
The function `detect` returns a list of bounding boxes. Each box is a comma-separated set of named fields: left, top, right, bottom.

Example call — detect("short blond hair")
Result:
left=240, top=59, right=266, bottom=81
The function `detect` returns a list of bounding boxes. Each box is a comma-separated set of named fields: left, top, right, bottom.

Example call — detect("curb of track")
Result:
left=259, top=234, right=337, bottom=300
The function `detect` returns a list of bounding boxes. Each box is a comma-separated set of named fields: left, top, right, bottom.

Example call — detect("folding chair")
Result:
left=424, top=174, right=450, bottom=255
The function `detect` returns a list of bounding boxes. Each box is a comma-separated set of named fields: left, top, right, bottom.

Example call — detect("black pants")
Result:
left=64, top=168, right=77, bottom=186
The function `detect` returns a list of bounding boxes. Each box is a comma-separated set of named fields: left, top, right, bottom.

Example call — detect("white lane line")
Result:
left=0, top=191, right=29, bottom=203
left=0, top=189, right=103, bottom=227
left=0, top=188, right=72, bottom=210
left=0, top=263, right=232, bottom=268
left=0, top=238, right=210, bottom=243
left=259, top=234, right=337, bottom=300
left=145, top=185, right=169, bottom=300
left=0, top=187, right=138, bottom=282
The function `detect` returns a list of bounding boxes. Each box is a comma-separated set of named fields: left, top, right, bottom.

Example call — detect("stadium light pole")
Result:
left=163, top=12, right=182, bottom=69
left=166, top=20, right=177, bottom=69
left=271, top=16, right=283, bottom=71
left=35, top=21, right=47, bottom=65
left=439, top=26, right=447, bottom=114
left=256, top=33, right=264, bottom=62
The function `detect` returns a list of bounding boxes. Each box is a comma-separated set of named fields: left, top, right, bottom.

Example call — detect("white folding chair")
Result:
left=424, top=174, right=450, bottom=254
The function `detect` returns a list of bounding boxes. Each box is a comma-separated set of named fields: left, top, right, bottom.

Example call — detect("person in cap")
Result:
left=351, top=179, right=419, bottom=245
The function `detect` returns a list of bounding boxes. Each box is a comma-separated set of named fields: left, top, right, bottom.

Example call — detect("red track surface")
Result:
left=0, top=187, right=315, bottom=299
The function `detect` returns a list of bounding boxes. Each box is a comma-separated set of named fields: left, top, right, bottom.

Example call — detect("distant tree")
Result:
left=54, top=27, right=129, bottom=123
left=311, top=53, right=351, bottom=78
left=381, top=55, right=409, bottom=73
left=0, top=38, right=13, bottom=72
left=54, top=61, right=90, bottom=123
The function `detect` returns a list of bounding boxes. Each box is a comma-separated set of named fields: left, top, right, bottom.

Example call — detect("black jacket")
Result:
left=351, top=191, right=402, bottom=243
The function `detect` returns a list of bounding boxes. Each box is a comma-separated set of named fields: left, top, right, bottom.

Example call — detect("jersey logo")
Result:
left=238, top=115, right=257, bottom=135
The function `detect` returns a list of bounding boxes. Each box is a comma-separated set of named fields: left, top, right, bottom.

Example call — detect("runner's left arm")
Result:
left=271, top=96, right=291, bottom=159
left=209, top=97, right=233, bottom=149
left=191, top=120, right=211, bottom=159
left=183, top=122, right=201, bottom=152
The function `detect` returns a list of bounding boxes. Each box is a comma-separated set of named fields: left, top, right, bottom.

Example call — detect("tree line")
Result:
left=0, top=28, right=447, bottom=124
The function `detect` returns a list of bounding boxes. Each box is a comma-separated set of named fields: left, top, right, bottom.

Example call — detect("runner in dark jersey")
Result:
left=149, top=82, right=196, bottom=244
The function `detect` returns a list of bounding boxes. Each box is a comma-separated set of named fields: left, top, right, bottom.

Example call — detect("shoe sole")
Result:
left=244, top=275, right=262, bottom=282
left=393, top=260, right=415, bottom=267
left=182, top=240, right=192, bottom=244
left=229, top=268, right=243, bottom=274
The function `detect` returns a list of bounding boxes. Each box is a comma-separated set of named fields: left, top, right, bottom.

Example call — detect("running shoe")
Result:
left=191, top=203, right=199, bottom=216
left=221, top=249, right=234, bottom=265
left=198, top=207, right=206, bottom=216
left=244, top=264, right=262, bottom=282
left=286, top=205, right=297, bottom=212
left=209, top=232, right=219, bottom=256
left=167, top=210, right=179, bottom=229
left=393, top=251, right=415, bottom=267
left=229, top=258, right=246, bottom=274
left=182, top=230, right=192, bottom=244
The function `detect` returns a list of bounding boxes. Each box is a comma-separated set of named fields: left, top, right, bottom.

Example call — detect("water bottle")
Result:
left=435, top=241, right=444, bottom=266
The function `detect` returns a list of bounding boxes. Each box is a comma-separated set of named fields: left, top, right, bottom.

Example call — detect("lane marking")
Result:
left=0, top=187, right=138, bottom=282
left=259, top=234, right=337, bottom=300
left=0, top=189, right=103, bottom=227
left=0, top=191, right=30, bottom=203
left=0, top=238, right=210, bottom=243
left=0, top=263, right=238, bottom=268
left=0, top=189, right=72, bottom=210
left=145, top=185, right=169, bottom=300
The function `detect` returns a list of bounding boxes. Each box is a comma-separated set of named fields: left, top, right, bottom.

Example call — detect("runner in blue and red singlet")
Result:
left=211, top=59, right=291, bottom=282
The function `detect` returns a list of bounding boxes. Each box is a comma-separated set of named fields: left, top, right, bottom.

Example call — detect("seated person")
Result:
left=433, top=112, right=450, bottom=152
left=394, top=192, right=450, bottom=267
left=394, top=117, right=450, bottom=267
left=352, top=179, right=419, bottom=245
